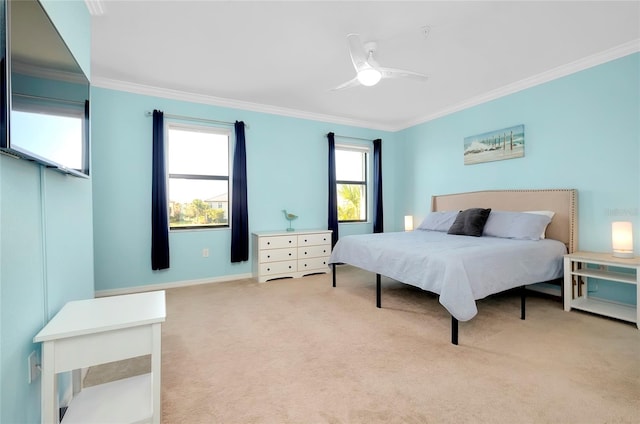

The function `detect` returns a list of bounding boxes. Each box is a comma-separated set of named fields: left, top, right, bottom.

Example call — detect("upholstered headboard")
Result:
left=431, top=189, right=578, bottom=253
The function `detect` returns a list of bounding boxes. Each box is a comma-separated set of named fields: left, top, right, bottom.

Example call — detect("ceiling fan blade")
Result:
left=379, top=67, right=428, bottom=82
left=331, top=77, right=362, bottom=91
left=346, top=33, right=368, bottom=72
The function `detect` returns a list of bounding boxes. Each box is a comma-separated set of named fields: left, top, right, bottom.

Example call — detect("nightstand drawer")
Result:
left=298, top=233, right=331, bottom=246
left=298, top=245, right=330, bottom=259
left=298, top=257, right=330, bottom=272
left=260, top=260, right=297, bottom=275
left=259, top=235, right=297, bottom=250
left=259, top=248, right=297, bottom=263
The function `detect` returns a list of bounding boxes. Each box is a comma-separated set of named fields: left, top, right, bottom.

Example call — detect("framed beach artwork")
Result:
left=464, top=124, right=524, bottom=165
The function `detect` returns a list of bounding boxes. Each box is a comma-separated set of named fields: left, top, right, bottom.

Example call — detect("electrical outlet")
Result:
left=28, top=350, right=40, bottom=383
left=202, top=248, right=209, bottom=257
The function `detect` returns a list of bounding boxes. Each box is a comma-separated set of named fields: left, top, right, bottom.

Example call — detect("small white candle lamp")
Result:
left=404, top=215, right=414, bottom=232
left=612, top=221, right=633, bottom=258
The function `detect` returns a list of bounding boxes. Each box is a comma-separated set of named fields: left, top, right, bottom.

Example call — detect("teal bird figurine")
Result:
left=282, top=209, right=298, bottom=232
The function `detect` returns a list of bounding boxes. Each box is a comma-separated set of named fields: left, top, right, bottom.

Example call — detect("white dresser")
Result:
left=252, top=230, right=332, bottom=282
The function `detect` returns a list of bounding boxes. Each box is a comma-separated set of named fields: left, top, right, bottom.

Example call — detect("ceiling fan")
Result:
left=332, top=33, right=428, bottom=90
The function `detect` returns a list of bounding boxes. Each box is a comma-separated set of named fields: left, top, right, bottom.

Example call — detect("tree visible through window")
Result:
left=336, top=146, right=368, bottom=222
left=167, top=123, right=230, bottom=229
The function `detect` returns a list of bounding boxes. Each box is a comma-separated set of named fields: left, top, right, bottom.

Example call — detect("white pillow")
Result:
left=417, top=211, right=458, bottom=232
left=483, top=211, right=552, bottom=240
left=524, top=210, right=555, bottom=239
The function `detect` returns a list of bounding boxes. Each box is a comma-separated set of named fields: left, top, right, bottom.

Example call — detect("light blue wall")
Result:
left=399, top=53, right=639, bottom=304
left=0, top=1, right=93, bottom=423
left=93, top=53, right=639, bottom=306
left=91, top=88, right=401, bottom=292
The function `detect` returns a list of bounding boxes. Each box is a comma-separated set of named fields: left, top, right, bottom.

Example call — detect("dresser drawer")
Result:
left=297, top=245, right=330, bottom=259
left=298, top=256, right=330, bottom=273
left=298, top=233, right=331, bottom=246
left=259, top=248, right=297, bottom=263
left=260, top=260, right=297, bottom=276
left=259, top=235, right=297, bottom=250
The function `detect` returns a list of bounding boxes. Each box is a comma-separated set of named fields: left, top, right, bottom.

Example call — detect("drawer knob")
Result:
left=304, top=264, right=307, bottom=267
left=304, top=252, right=308, bottom=255
left=323, top=249, right=326, bottom=253
left=267, top=268, right=271, bottom=271
left=267, top=255, right=271, bottom=258
left=288, top=265, right=292, bottom=269
left=288, top=253, right=292, bottom=256
left=267, top=242, right=271, bottom=245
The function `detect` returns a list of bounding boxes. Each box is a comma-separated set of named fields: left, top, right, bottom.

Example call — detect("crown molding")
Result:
left=92, top=39, right=639, bottom=134
left=399, top=39, right=640, bottom=131
left=90, top=77, right=397, bottom=132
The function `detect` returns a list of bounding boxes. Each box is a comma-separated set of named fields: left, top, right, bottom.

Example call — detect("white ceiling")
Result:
left=90, top=1, right=640, bottom=131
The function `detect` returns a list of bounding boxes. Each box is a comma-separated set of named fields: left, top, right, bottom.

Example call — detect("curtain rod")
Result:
left=333, top=134, right=374, bottom=142
left=145, top=111, right=249, bottom=129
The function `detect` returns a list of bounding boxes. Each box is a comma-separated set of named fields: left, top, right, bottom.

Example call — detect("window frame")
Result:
left=166, top=121, right=232, bottom=231
left=335, top=143, right=370, bottom=223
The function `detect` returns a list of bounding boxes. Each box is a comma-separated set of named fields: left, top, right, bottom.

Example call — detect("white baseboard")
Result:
left=94, top=273, right=254, bottom=298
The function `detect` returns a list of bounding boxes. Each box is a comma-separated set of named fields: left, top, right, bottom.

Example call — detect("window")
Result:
left=336, top=145, right=368, bottom=222
left=167, top=123, right=230, bottom=229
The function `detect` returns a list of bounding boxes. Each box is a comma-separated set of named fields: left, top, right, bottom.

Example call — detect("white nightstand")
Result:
left=34, top=291, right=166, bottom=423
left=563, top=251, right=639, bottom=329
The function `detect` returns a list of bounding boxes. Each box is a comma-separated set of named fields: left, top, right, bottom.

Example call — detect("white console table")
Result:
left=564, top=252, right=639, bottom=328
left=33, top=290, right=166, bottom=424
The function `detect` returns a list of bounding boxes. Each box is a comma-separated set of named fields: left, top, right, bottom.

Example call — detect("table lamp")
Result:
left=404, top=215, right=414, bottom=232
left=612, top=221, right=633, bottom=258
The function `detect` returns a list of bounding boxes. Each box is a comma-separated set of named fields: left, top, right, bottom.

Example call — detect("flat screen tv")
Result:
left=1, top=0, right=90, bottom=178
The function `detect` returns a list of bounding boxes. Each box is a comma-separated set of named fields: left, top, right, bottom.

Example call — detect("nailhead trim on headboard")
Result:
left=431, top=189, right=578, bottom=253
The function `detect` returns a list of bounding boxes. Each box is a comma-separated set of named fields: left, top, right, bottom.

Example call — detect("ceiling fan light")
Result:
left=357, top=68, right=382, bottom=86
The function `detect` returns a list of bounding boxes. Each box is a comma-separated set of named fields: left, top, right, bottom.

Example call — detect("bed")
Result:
left=329, top=189, right=577, bottom=345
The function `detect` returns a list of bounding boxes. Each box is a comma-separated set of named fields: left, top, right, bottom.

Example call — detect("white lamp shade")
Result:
left=404, top=215, right=414, bottom=232
left=612, top=221, right=633, bottom=258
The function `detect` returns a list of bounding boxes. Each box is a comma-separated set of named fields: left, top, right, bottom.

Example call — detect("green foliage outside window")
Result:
left=338, top=184, right=363, bottom=221
left=170, top=199, right=227, bottom=227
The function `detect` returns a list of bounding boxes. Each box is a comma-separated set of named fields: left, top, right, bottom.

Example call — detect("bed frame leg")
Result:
left=376, top=274, right=381, bottom=308
left=332, top=264, right=336, bottom=287
left=521, top=285, right=526, bottom=320
left=451, top=317, right=458, bottom=345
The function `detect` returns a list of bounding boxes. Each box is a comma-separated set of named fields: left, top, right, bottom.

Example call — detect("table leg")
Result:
left=41, top=341, right=58, bottom=424
left=151, top=323, right=162, bottom=424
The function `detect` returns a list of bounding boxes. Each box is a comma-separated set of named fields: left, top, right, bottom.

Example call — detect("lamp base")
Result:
left=612, top=250, right=634, bottom=259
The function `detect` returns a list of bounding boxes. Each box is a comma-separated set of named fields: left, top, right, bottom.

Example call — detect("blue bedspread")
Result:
left=329, top=230, right=566, bottom=321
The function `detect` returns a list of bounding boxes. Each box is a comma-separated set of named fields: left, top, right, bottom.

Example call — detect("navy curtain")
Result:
left=151, top=110, right=170, bottom=270
left=373, top=138, right=383, bottom=233
left=327, top=132, right=339, bottom=247
left=231, top=121, right=249, bottom=263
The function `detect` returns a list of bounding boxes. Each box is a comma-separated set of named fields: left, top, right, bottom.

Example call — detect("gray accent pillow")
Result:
left=447, top=208, right=492, bottom=237
left=417, top=211, right=459, bottom=232
left=483, top=210, right=552, bottom=240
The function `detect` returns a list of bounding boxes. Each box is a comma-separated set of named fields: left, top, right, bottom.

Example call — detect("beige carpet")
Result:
left=84, top=266, right=640, bottom=423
